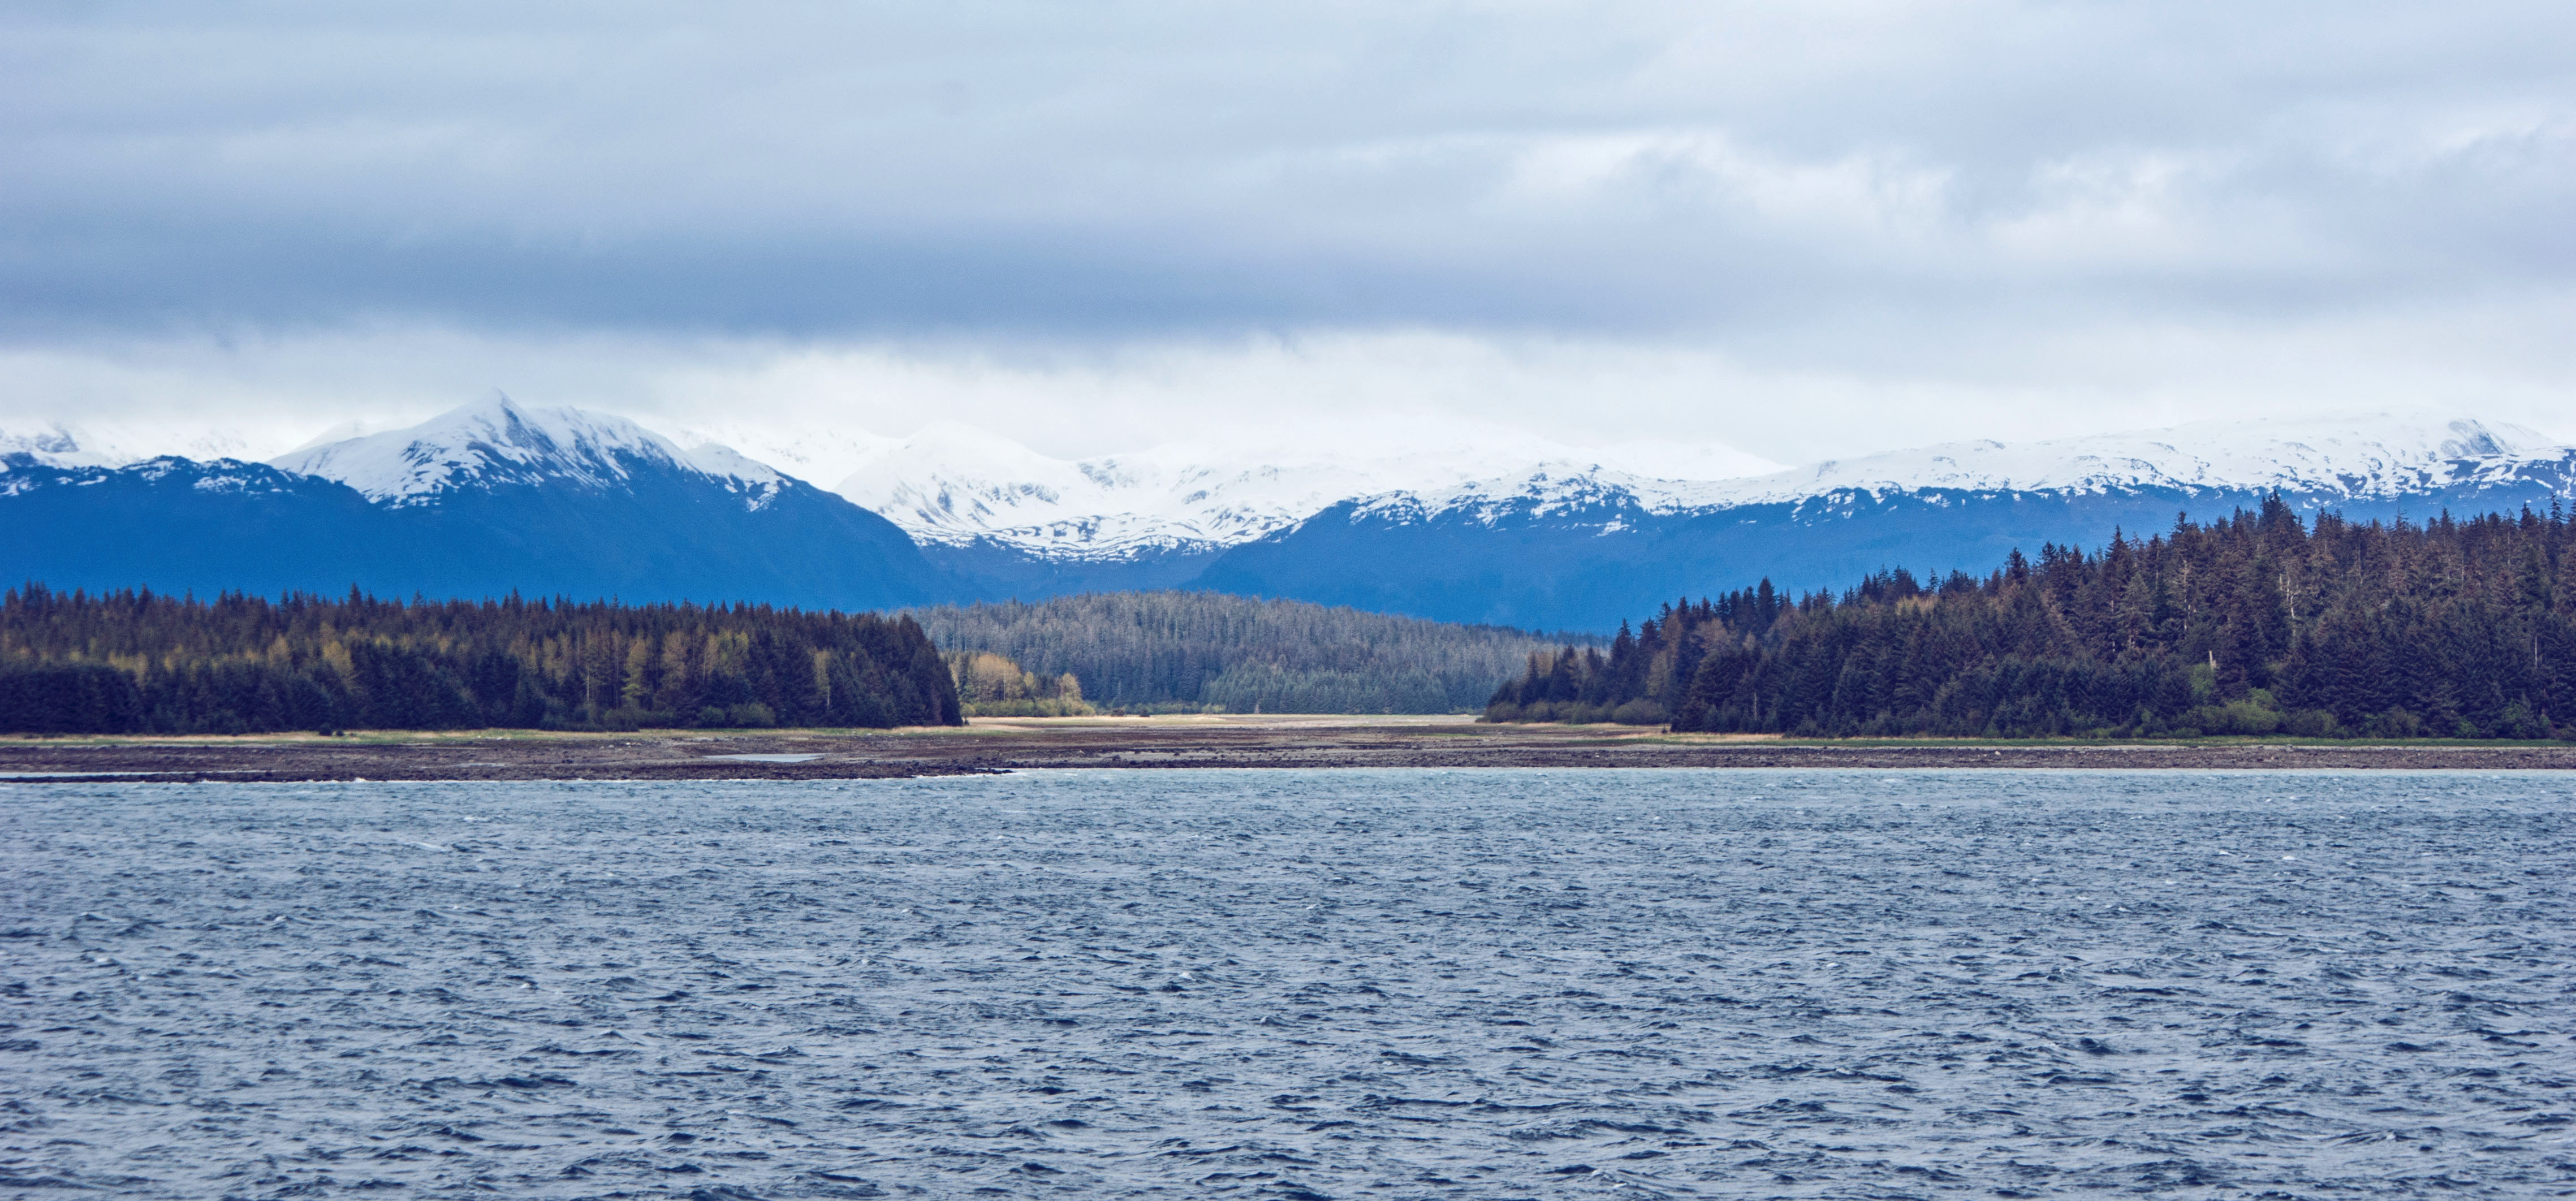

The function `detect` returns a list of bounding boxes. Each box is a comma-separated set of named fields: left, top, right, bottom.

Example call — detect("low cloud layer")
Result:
left=5, top=2, right=2571, bottom=458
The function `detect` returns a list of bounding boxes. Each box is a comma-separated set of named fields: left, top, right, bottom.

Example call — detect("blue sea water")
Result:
left=2, top=768, right=2571, bottom=1199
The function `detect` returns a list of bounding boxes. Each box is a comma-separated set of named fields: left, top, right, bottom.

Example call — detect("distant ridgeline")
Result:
left=908, top=591, right=1595, bottom=715
left=0, top=586, right=961, bottom=735
left=1490, top=498, right=2576, bottom=739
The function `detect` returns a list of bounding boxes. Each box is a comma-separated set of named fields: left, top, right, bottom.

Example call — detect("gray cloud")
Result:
left=6, top=1, right=2569, bottom=343
left=6, top=1, right=2574, bottom=470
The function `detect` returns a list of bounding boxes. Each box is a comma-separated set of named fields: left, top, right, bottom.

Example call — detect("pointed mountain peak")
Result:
left=272, top=395, right=795, bottom=506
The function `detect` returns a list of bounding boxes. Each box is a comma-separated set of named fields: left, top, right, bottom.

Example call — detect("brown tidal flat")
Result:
left=5, top=713, right=2576, bottom=781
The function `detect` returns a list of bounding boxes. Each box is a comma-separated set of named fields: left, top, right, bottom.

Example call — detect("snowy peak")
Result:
left=1334, top=413, right=2570, bottom=529
left=1693, top=414, right=2556, bottom=507
left=0, top=424, right=100, bottom=469
left=1345, top=462, right=1658, bottom=526
left=825, top=422, right=1729, bottom=560
left=0, top=452, right=354, bottom=503
left=273, top=394, right=788, bottom=508
left=0, top=422, right=260, bottom=471
left=27, top=395, right=2568, bottom=562
left=824, top=410, right=2571, bottom=560
left=831, top=424, right=1301, bottom=559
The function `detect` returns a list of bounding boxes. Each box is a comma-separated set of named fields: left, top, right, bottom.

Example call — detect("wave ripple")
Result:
left=3, top=768, right=2571, bottom=1198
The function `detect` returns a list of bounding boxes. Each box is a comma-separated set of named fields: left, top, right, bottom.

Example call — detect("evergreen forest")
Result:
left=1489, top=499, right=2576, bottom=739
left=908, top=591, right=1594, bottom=714
left=0, top=585, right=960, bottom=734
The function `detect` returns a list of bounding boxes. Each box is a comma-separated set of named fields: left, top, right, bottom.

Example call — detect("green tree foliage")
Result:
left=1492, top=498, right=2576, bottom=740
left=0, top=585, right=961, bottom=734
left=908, top=591, right=1593, bottom=714
left=948, top=650, right=1093, bottom=717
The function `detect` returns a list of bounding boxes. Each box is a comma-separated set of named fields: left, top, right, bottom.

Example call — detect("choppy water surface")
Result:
left=3, top=770, right=2573, bottom=1199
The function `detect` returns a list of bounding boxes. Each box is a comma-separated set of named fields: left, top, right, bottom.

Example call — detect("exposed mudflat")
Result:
left=5, top=717, right=2576, bottom=781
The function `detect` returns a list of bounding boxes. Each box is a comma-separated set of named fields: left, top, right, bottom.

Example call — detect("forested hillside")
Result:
left=1491, top=499, right=2576, bottom=739
left=0, top=585, right=959, bottom=734
left=908, top=591, right=1591, bottom=713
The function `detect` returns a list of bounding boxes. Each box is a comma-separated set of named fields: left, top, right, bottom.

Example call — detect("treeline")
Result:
left=0, top=585, right=960, bottom=734
left=908, top=591, right=1593, bottom=714
left=1491, top=498, right=2576, bottom=739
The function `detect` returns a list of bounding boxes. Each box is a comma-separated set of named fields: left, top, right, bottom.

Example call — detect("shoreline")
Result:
left=7, top=716, right=2576, bottom=780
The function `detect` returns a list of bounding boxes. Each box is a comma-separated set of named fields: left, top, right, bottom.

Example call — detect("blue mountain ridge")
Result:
left=1193, top=465, right=2576, bottom=632
left=9, top=433, right=2574, bottom=633
left=917, top=538, right=1224, bottom=600
left=0, top=451, right=944, bottom=611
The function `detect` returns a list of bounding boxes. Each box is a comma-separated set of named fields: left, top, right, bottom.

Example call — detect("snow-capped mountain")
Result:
left=0, top=425, right=101, bottom=469
left=1190, top=412, right=2576, bottom=630
left=815, top=411, right=2566, bottom=562
left=1341, top=413, right=2563, bottom=529
left=0, top=422, right=262, bottom=470
left=3, top=395, right=943, bottom=611
left=12, top=394, right=2576, bottom=630
left=826, top=423, right=1784, bottom=561
left=273, top=393, right=788, bottom=511
left=23, top=398, right=2556, bottom=560
left=1675, top=413, right=2557, bottom=508
left=828, top=427, right=1464, bottom=559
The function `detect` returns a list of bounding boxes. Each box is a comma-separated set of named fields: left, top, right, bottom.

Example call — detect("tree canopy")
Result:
left=909, top=591, right=1593, bottom=714
left=1491, top=498, right=2576, bottom=740
left=0, top=585, right=960, bottom=734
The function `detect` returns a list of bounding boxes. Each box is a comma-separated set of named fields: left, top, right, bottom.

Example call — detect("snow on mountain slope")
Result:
left=0, top=426, right=103, bottom=469
left=273, top=393, right=787, bottom=509
left=1347, top=412, right=2568, bottom=528
left=832, top=425, right=1407, bottom=558
left=0, top=422, right=262, bottom=470
left=1675, top=413, right=2556, bottom=508
left=657, top=421, right=901, bottom=494
left=824, top=422, right=1785, bottom=560
left=27, top=394, right=2565, bottom=565
left=814, top=410, right=2569, bottom=560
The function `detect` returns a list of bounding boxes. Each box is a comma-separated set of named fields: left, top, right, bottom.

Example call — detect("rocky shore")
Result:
left=6, top=715, right=2575, bottom=782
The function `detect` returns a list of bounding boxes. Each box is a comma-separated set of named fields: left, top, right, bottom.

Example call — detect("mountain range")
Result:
left=6, top=397, right=2573, bottom=632
left=1, top=398, right=939, bottom=611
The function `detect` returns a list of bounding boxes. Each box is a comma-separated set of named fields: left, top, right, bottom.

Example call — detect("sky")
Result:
left=5, top=1, right=2573, bottom=475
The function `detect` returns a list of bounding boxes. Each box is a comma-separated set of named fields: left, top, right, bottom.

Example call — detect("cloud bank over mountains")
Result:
left=4, top=2, right=2570, bottom=462
left=12, top=395, right=2558, bottom=573
left=15, top=394, right=2573, bottom=630
left=11, top=2, right=2571, bottom=337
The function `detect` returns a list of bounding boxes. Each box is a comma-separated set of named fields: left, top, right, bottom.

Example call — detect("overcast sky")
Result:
left=5, top=1, right=2572, bottom=469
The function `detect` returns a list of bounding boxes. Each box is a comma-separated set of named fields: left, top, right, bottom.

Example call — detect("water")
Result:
left=3, top=769, right=2571, bottom=1199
